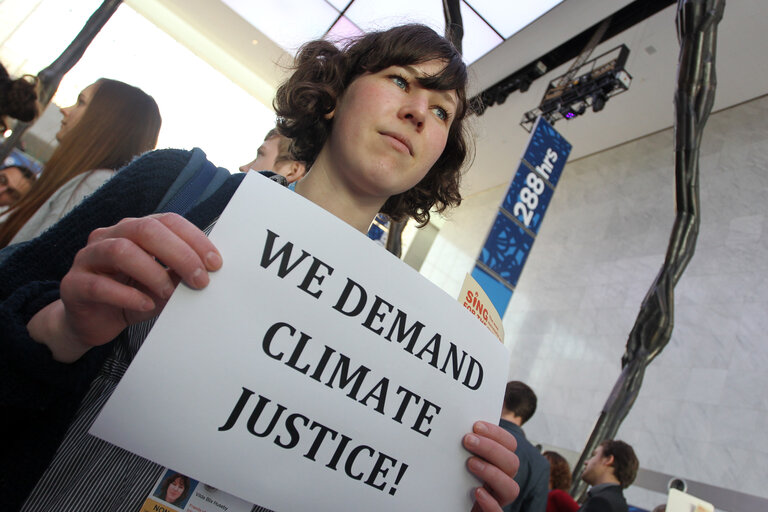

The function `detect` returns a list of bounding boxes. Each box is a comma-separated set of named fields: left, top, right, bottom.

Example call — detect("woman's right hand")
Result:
left=27, top=213, right=222, bottom=362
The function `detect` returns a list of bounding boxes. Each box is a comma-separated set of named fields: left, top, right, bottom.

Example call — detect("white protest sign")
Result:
left=91, top=172, right=511, bottom=512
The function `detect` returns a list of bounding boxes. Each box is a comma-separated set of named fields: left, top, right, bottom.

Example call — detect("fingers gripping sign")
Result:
left=27, top=213, right=222, bottom=363
left=464, top=421, right=520, bottom=511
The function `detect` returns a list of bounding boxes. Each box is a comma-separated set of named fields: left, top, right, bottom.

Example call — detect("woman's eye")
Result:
left=391, top=75, right=408, bottom=90
left=432, top=106, right=449, bottom=122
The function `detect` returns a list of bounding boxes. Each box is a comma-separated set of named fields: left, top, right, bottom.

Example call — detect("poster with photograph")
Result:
left=140, top=468, right=252, bottom=512
left=92, top=172, right=511, bottom=512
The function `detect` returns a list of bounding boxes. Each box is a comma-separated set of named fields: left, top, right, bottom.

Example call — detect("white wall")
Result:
left=421, top=95, right=768, bottom=511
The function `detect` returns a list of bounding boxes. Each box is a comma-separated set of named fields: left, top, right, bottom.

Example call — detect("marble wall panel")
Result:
left=624, top=487, right=669, bottom=511
left=419, top=95, right=768, bottom=508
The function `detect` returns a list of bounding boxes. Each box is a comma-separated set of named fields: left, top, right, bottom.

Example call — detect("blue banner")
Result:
left=501, top=162, right=555, bottom=236
left=521, top=117, right=570, bottom=187
left=477, top=213, right=535, bottom=287
left=473, top=117, right=571, bottom=317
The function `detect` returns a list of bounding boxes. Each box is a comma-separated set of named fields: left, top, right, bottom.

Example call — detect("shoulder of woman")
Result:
left=125, top=148, right=197, bottom=172
left=72, top=169, right=116, bottom=187
left=550, top=489, right=576, bottom=501
left=82, top=149, right=198, bottom=192
left=53, top=170, right=116, bottom=207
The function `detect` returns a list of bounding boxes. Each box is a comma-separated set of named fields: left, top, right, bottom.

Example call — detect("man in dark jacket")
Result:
left=579, top=439, right=639, bottom=512
left=500, top=381, right=549, bottom=512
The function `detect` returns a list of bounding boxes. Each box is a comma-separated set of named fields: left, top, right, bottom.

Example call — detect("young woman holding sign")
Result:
left=1, top=24, right=519, bottom=511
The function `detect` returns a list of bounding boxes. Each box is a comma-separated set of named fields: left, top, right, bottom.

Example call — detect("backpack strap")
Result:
left=155, top=148, right=230, bottom=215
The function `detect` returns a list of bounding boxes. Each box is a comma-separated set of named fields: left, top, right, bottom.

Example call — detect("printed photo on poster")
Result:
left=152, top=469, right=197, bottom=509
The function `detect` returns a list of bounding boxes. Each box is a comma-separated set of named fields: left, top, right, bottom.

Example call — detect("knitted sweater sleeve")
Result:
left=0, top=280, right=112, bottom=407
left=0, top=149, right=194, bottom=408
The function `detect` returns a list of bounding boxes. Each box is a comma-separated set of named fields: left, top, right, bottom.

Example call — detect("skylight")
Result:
left=221, top=0, right=564, bottom=64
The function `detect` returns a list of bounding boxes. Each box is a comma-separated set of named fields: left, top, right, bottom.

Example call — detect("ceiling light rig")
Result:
left=468, top=0, right=674, bottom=125
left=520, top=44, right=632, bottom=132
left=472, top=60, right=548, bottom=115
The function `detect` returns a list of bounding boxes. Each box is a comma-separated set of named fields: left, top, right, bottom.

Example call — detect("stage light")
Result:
left=562, top=102, right=586, bottom=119
left=592, top=93, right=607, bottom=112
left=520, top=44, right=632, bottom=131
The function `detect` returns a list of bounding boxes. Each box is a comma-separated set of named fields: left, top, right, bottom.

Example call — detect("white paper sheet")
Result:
left=91, top=172, right=511, bottom=512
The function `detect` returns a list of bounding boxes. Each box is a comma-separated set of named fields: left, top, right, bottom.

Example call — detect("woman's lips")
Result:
left=381, top=131, right=413, bottom=156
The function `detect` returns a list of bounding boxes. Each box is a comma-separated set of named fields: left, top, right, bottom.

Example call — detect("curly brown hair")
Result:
left=0, top=62, right=38, bottom=131
left=543, top=450, right=572, bottom=491
left=274, top=24, right=470, bottom=226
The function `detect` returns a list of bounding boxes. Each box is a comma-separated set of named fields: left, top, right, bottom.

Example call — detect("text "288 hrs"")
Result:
left=513, top=147, right=557, bottom=228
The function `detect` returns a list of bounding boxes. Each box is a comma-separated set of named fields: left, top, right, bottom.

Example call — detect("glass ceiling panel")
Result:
left=222, top=0, right=564, bottom=65
left=221, top=0, right=339, bottom=52
left=343, top=0, right=445, bottom=33
left=466, top=0, right=564, bottom=38
left=326, top=15, right=364, bottom=45
left=459, top=1, right=503, bottom=64
left=326, top=0, right=352, bottom=11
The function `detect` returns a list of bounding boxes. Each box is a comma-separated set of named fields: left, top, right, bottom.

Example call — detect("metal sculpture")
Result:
left=0, top=0, right=123, bottom=161
left=383, top=0, right=465, bottom=259
left=570, top=0, right=724, bottom=500
left=442, top=0, right=464, bottom=55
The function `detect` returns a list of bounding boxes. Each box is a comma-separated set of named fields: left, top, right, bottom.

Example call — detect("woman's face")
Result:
left=0, top=166, right=32, bottom=206
left=322, top=59, right=457, bottom=202
left=165, top=477, right=185, bottom=503
left=57, top=82, right=99, bottom=141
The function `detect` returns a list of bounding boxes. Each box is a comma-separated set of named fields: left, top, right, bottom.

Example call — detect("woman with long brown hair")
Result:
left=0, top=78, right=161, bottom=247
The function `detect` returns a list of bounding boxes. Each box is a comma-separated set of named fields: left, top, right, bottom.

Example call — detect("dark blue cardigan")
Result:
left=0, top=148, right=244, bottom=510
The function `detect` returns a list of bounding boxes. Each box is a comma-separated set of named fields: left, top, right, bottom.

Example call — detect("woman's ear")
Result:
left=286, top=162, right=307, bottom=183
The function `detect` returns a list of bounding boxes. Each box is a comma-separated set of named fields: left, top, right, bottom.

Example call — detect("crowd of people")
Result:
left=1, top=62, right=39, bottom=214
left=0, top=23, right=643, bottom=512
left=500, top=381, right=639, bottom=512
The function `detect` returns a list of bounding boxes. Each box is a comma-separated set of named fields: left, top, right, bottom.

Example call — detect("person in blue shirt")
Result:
left=500, top=381, right=550, bottom=512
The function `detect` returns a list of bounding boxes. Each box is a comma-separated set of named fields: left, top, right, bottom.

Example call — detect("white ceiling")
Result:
left=464, top=0, right=768, bottom=195
left=128, top=0, right=768, bottom=196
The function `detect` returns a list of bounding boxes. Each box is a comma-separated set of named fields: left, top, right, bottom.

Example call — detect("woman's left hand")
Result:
left=463, top=421, right=520, bottom=511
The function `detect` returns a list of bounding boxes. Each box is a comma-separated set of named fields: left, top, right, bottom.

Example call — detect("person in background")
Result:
left=0, top=165, right=35, bottom=209
left=500, top=381, right=549, bottom=512
left=542, top=451, right=579, bottom=512
left=0, top=61, right=38, bottom=132
left=0, top=78, right=161, bottom=248
left=239, top=127, right=307, bottom=183
left=578, top=439, right=639, bottom=512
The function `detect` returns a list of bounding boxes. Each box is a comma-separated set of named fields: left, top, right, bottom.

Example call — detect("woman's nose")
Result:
left=399, top=95, right=428, bottom=129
